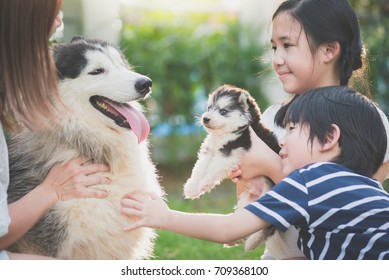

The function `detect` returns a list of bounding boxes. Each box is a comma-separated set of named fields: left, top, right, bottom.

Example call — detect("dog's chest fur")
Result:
left=6, top=37, right=162, bottom=260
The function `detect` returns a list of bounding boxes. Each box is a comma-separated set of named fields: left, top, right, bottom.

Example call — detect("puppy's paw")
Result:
left=244, top=227, right=276, bottom=252
left=244, top=231, right=267, bottom=252
left=183, top=179, right=204, bottom=199
left=184, top=179, right=215, bottom=199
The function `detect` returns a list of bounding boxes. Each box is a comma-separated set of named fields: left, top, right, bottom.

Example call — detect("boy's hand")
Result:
left=120, top=191, right=169, bottom=231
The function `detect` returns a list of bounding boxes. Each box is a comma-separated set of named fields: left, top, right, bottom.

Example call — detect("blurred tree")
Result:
left=119, top=11, right=270, bottom=125
left=350, top=0, right=389, bottom=190
left=350, top=0, right=389, bottom=113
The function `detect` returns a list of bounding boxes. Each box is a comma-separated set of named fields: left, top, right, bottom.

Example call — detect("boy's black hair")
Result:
left=283, top=86, right=387, bottom=177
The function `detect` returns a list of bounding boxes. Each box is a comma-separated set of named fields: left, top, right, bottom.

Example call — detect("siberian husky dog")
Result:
left=184, top=84, right=280, bottom=251
left=6, top=36, right=163, bottom=259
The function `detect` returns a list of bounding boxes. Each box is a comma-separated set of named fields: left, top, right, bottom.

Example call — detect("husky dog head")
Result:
left=201, top=84, right=261, bottom=135
left=52, top=36, right=151, bottom=143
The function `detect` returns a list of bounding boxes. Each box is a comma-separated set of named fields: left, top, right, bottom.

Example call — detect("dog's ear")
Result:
left=70, top=35, right=85, bottom=43
left=238, top=91, right=250, bottom=112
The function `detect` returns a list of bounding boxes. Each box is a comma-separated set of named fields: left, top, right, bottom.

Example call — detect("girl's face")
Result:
left=271, top=12, right=333, bottom=94
left=278, top=123, right=321, bottom=176
left=49, top=12, right=63, bottom=37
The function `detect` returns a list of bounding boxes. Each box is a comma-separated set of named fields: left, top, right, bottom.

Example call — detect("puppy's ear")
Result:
left=70, top=35, right=85, bottom=43
left=239, top=92, right=250, bottom=112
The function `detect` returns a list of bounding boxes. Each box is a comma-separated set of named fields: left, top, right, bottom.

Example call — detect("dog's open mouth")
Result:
left=90, top=96, right=150, bottom=143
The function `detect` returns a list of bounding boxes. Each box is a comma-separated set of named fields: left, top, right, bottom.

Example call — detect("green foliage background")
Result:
left=119, top=11, right=270, bottom=125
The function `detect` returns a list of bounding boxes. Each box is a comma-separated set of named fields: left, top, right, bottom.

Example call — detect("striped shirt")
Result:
left=245, top=162, right=389, bottom=260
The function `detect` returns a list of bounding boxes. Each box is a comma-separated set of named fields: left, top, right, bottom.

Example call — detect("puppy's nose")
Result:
left=202, top=117, right=210, bottom=124
left=135, top=77, right=152, bottom=96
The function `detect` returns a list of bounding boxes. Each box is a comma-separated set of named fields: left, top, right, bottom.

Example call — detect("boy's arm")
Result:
left=120, top=192, right=270, bottom=244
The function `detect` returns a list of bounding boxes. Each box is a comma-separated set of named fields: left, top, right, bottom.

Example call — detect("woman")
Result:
left=0, top=0, right=110, bottom=260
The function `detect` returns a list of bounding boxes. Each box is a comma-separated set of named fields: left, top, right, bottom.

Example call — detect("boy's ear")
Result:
left=321, top=124, right=341, bottom=151
left=320, top=41, right=341, bottom=64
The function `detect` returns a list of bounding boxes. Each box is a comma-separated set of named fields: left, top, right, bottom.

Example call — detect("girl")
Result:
left=230, top=0, right=389, bottom=259
left=0, top=0, right=110, bottom=260
left=121, top=86, right=389, bottom=260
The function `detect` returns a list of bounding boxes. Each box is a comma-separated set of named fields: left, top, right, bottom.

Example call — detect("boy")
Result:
left=121, top=86, right=389, bottom=260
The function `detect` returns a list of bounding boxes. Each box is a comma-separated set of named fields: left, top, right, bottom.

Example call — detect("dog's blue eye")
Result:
left=88, top=68, right=105, bottom=75
left=219, top=109, right=228, bottom=115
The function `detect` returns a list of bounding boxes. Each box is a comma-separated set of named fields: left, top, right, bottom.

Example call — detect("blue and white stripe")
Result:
left=245, top=162, right=389, bottom=259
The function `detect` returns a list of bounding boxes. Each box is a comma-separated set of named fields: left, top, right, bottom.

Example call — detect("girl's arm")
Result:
left=121, top=192, right=270, bottom=244
left=0, top=158, right=110, bottom=250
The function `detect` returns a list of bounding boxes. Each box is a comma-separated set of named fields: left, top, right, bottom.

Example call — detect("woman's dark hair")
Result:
left=0, top=0, right=64, bottom=132
left=283, top=86, right=386, bottom=177
left=273, top=0, right=369, bottom=128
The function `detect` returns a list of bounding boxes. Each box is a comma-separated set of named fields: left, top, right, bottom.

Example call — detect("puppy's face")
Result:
left=201, top=86, right=251, bottom=134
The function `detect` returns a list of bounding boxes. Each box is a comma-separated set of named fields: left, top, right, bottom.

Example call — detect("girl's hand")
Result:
left=229, top=166, right=242, bottom=184
left=39, top=157, right=110, bottom=202
left=120, top=191, right=169, bottom=231
left=234, top=127, right=283, bottom=184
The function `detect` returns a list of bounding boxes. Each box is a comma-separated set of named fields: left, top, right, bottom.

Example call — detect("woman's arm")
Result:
left=121, top=192, right=270, bottom=244
left=0, top=158, right=110, bottom=250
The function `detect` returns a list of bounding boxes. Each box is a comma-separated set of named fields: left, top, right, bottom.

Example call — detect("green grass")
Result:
left=151, top=164, right=264, bottom=260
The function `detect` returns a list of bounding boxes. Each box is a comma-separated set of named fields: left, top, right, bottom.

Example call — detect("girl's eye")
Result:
left=219, top=109, right=228, bottom=115
left=284, top=43, right=291, bottom=49
left=271, top=45, right=277, bottom=52
left=88, top=68, right=105, bottom=75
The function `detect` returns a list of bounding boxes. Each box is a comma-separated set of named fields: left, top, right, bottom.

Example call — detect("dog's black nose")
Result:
left=135, top=77, right=152, bottom=96
left=202, top=117, right=210, bottom=124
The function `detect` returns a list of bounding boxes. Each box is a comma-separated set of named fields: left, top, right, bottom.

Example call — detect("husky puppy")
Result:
left=6, top=36, right=163, bottom=259
left=184, top=84, right=280, bottom=250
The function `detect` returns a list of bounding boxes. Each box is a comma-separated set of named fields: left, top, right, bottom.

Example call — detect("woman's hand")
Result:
left=39, top=157, right=110, bottom=202
left=120, top=191, right=169, bottom=230
left=1, top=158, right=110, bottom=249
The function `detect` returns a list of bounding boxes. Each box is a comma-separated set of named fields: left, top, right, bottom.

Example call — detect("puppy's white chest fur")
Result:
left=184, top=84, right=280, bottom=251
left=184, top=133, right=245, bottom=198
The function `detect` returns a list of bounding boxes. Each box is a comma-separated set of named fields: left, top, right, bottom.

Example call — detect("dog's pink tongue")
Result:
left=109, top=102, right=150, bottom=143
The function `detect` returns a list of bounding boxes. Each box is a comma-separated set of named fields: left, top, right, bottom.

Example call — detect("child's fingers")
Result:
left=121, top=198, right=143, bottom=211
left=122, top=191, right=149, bottom=202
left=120, top=205, right=142, bottom=217
left=228, top=167, right=242, bottom=179
left=123, top=221, right=144, bottom=231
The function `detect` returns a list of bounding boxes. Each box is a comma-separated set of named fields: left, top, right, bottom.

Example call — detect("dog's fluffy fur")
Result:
left=184, top=84, right=279, bottom=251
left=6, top=37, right=163, bottom=259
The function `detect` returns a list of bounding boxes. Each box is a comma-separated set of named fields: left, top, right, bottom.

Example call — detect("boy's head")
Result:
left=283, top=86, right=386, bottom=177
